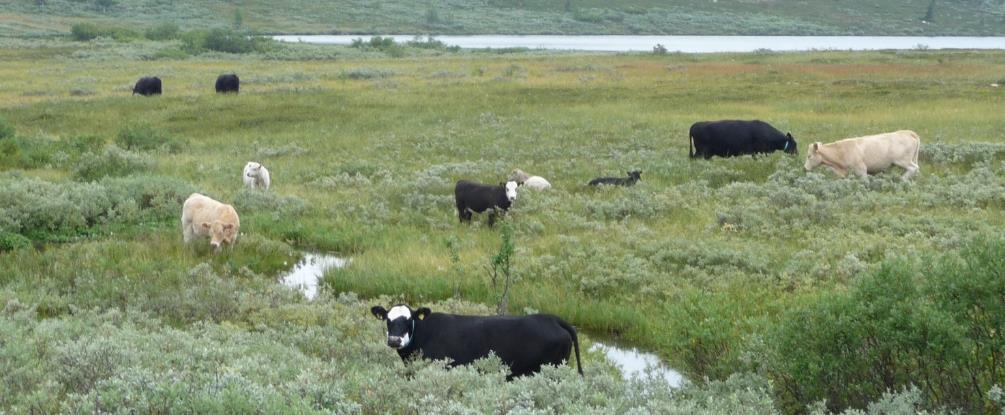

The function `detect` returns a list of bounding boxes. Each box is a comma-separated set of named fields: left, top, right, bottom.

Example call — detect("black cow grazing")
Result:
left=132, top=77, right=162, bottom=96
left=689, top=120, right=797, bottom=159
left=588, top=170, right=641, bottom=186
left=215, top=74, right=240, bottom=94
left=371, top=304, right=583, bottom=380
left=454, top=180, right=518, bottom=226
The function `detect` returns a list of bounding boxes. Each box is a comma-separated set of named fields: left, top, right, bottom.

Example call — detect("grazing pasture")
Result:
left=1, top=39, right=1005, bottom=413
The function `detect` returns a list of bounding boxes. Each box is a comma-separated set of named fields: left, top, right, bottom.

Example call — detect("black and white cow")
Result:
left=132, top=76, right=162, bottom=96
left=371, top=304, right=583, bottom=380
left=689, top=120, right=796, bottom=159
left=454, top=180, right=517, bottom=226
left=588, top=170, right=641, bottom=186
left=215, top=74, right=240, bottom=94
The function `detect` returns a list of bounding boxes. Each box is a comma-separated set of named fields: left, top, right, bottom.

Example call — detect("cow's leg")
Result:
left=457, top=204, right=470, bottom=222
left=182, top=221, right=193, bottom=243
left=897, top=161, right=920, bottom=181
left=848, top=163, right=868, bottom=179
left=488, top=209, right=497, bottom=227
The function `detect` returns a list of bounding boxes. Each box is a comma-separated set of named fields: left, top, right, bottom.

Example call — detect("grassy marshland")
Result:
left=1, top=39, right=1005, bottom=413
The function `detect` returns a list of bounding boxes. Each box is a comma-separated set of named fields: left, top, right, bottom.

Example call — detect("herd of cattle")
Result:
left=155, top=73, right=923, bottom=380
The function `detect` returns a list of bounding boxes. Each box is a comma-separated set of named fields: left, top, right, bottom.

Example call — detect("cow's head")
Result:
left=505, top=181, right=518, bottom=202
left=805, top=142, right=824, bottom=171
left=371, top=304, right=431, bottom=349
left=201, top=220, right=238, bottom=251
left=509, top=169, right=529, bottom=184
left=628, top=170, right=642, bottom=181
left=245, top=162, right=262, bottom=178
left=783, top=133, right=798, bottom=155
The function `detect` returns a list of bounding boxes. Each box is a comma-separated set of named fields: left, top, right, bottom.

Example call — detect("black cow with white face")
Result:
left=689, top=120, right=796, bottom=159
left=371, top=304, right=583, bottom=380
left=132, top=76, right=162, bottom=96
left=454, top=180, right=518, bottom=227
left=215, top=74, right=240, bottom=94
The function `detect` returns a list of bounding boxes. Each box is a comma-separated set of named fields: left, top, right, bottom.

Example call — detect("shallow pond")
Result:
left=590, top=341, right=685, bottom=388
left=279, top=252, right=348, bottom=300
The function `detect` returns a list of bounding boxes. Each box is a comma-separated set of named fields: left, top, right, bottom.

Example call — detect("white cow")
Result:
left=181, top=193, right=240, bottom=252
left=508, top=168, right=552, bottom=190
left=243, top=162, right=271, bottom=190
left=805, top=130, right=920, bottom=181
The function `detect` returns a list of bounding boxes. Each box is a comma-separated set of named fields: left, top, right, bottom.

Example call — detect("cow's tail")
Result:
left=911, top=130, right=921, bottom=165
left=557, top=319, right=584, bottom=376
left=689, top=133, right=695, bottom=158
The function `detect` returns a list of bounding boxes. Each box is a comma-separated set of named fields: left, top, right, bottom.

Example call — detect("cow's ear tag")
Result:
left=417, top=314, right=425, bottom=320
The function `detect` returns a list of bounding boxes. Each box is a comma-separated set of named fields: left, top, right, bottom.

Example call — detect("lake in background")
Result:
left=274, top=35, right=1005, bottom=53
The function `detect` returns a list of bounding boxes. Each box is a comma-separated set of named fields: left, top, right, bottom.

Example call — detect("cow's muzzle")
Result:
left=387, top=336, right=403, bottom=348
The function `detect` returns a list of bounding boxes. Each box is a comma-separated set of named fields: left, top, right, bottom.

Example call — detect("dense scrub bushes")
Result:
left=233, top=188, right=309, bottom=217
left=0, top=134, right=104, bottom=170
left=762, top=238, right=1005, bottom=413
left=115, top=123, right=183, bottom=153
left=72, top=145, right=155, bottom=181
left=182, top=28, right=274, bottom=54
left=0, top=287, right=776, bottom=414
left=71, top=22, right=274, bottom=55
left=0, top=175, right=193, bottom=242
left=0, top=117, right=13, bottom=141
left=70, top=22, right=141, bottom=42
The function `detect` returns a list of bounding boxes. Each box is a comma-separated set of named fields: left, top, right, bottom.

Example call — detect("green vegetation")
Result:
left=1, top=38, right=1005, bottom=413
left=2, top=0, right=1004, bottom=37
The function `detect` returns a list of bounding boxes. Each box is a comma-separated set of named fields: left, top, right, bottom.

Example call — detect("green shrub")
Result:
left=181, top=28, right=274, bottom=55
left=337, top=67, right=395, bottom=80
left=0, top=175, right=192, bottom=241
left=69, top=22, right=140, bottom=42
left=765, top=241, right=1005, bottom=413
left=0, top=117, right=13, bottom=140
left=0, top=231, right=31, bottom=252
left=203, top=28, right=255, bottom=53
left=70, top=22, right=102, bottom=41
left=144, top=22, right=180, bottom=41
left=72, top=145, right=155, bottom=181
left=115, top=123, right=183, bottom=153
left=233, top=188, right=309, bottom=217
left=349, top=36, right=405, bottom=57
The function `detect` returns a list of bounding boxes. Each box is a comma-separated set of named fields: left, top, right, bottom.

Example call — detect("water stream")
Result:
left=279, top=252, right=348, bottom=300
left=277, top=254, right=682, bottom=385
left=275, top=34, right=1005, bottom=53
left=590, top=340, right=685, bottom=388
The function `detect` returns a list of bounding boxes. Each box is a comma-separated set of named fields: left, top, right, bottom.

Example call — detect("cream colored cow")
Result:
left=805, top=130, right=920, bottom=181
left=181, top=193, right=240, bottom=252
left=508, top=168, right=552, bottom=190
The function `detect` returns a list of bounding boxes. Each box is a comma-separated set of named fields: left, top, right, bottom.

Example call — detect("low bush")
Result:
left=765, top=238, right=1005, bottom=413
left=232, top=188, right=309, bottom=217
left=349, top=36, right=405, bottom=57
left=73, top=145, right=154, bottom=181
left=0, top=175, right=193, bottom=241
left=0, top=117, right=13, bottom=141
left=337, top=67, right=395, bottom=80
left=144, top=22, right=180, bottom=41
left=70, top=22, right=140, bottom=42
left=182, top=28, right=274, bottom=54
left=0, top=231, right=31, bottom=252
left=115, top=123, right=183, bottom=153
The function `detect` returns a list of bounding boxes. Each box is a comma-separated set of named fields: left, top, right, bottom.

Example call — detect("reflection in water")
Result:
left=279, top=253, right=348, bottom=300
left=590, top=342, right=684, bottom=388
